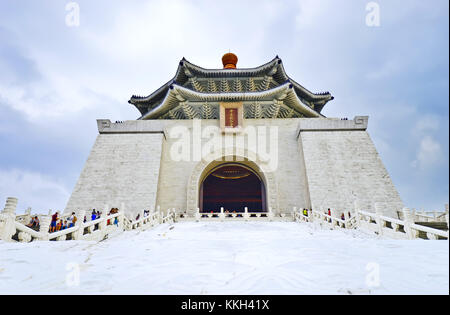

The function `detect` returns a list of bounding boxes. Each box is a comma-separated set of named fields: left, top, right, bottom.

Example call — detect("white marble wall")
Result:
left=64, top=133, right=164, bottom=217
left=65, top=116, right=403, bottom=218
left=298, top=124, right=403, bottom=218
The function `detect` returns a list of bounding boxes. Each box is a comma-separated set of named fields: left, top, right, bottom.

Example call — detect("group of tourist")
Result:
left=107, top=208, right=119, bottom=226
left=25, top=208, right=121, bottom=234
left=48, top=211, right=78, bottom=233
left=26, top=216, right=40, bottom=231
left=90, top=209, right=102, bottom=221
left=135, top=210, right=152, bottom=221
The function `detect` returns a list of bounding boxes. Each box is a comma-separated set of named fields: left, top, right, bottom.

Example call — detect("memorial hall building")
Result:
left=64, top=53, right=404, bottom=219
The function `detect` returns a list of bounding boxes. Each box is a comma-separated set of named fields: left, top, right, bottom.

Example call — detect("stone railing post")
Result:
left=220, top=207, right=225, bottom=221
left=24, top=207, right=32, bottom=224
left=354, top=200, right=361, bottom=228
left=329, top=209, right=336, bottom=227
left=268, top=207, right=274, bottom=221
left=343, top=210, right=349, bottom=229
left=244, top=207, right=250, bottom=220
left=375, top=203, right=384, bottom=236
left=73, top=210, right=86, bottom=240
left=157, top=205, right=162, bottom=224
left=0, top=197, right=19, bottom=242
left=118, top=210, right=125, bottom=230
left=172, top=208, right=177, bottom=223
left=38, top=215, right=52, bottom=241
left=402, top=208, right=416, bottom=240
left=195, top=207, right=201, bottom=221
left=99, top=215, right=107, bottom=238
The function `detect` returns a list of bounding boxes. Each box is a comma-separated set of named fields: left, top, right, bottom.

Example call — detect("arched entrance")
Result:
left=200, top=163, right=266, bottom=213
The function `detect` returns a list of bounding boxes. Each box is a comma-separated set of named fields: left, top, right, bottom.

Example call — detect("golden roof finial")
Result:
left=222, top=52, right=238, bottom=69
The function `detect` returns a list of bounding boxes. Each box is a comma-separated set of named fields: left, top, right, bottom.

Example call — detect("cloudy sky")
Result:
left=0, top=0, right=448, bottom=213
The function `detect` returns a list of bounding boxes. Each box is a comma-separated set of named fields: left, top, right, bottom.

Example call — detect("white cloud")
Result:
left=295, top=0, right=326, bottom=30
left=411, top=136, right=443, bottom=170
left=0, top=168, right=70, bottom=214
left=365, top=60, right=401, bottom=80
left=414, top=115, right=440, bottom=134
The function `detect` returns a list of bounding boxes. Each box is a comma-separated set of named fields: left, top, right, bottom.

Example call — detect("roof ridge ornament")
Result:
left=222, top=52, right=238, bottom=69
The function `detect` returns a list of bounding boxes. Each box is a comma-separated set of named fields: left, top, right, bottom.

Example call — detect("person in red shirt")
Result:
left=50, top=212, right=59, bottom=232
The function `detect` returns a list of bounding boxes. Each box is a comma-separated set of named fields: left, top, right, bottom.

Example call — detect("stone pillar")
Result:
left=118, top=210, right=125, bottom=230
left=220, top=207, right=225, bottom=221
left=331, top=209, right=338, bottom=228
left=24, top=207, right=32, bottom=225
left=157, top=205, right=162, bottom=224
left=195, top=207, right=201, bottom=222
left=0, top=197, right=18, bottom=242
left=374, top=203, right=384, bottom=235
left=354, top=200, right=361, bottom=228
left=244, top=207, right=250, bottom=220
left=268, top=207, right=274, bottom=221
left=3, top=197, right=18, bottom=215
left=343, top=211, right=349, bottom=229
left=402, top=208, right=417, bottom=240
left=172, top=208, right=177, bottom=223
left=39, top=215, right=52, bottom=241
left=99, top=214, right=107, bottom=237
left=73, top=210, right=86, bottom=240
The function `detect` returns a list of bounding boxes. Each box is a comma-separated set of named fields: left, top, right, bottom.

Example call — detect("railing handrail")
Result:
left=410, top=223, right=449, bottom=238
left=14, top=221, right=43, bottom=239
left=48, top=226, right=79, bottom=239
left=292, top=207, right=448, bottom=240
left=3, top=198, right=448, bottom=243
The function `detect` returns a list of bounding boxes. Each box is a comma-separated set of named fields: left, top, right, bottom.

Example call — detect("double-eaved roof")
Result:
left=129, top=56, right=334, bottom=120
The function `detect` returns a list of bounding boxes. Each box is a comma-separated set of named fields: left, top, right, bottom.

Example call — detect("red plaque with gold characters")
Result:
left=225, top=108, right=238, bottom=128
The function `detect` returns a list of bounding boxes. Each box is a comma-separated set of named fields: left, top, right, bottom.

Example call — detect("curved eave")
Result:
left=129, top=56, right=334, bottom=114
left=139, top=83, right=321, bottom=120
left=182, top=57, right=333, bottom=105
left=275, top=61, right=333, bottom=103
left=128, top=59, right=189, bottom=107
left=129, top=57, right=281, bottom=106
